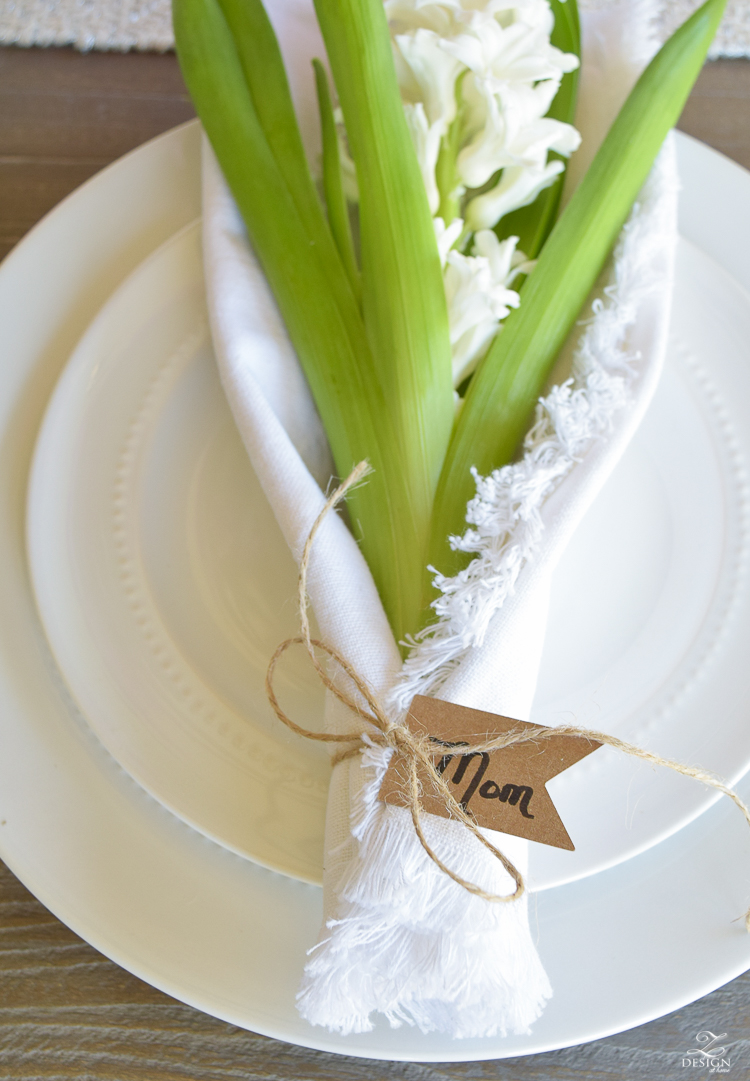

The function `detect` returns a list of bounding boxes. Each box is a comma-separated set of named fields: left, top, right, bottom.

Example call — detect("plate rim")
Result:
left=23, top=147, right=750, bottom=893
left=0, top=121, right=748, bottom=1060
left=25, top=216, right=330, bottom=885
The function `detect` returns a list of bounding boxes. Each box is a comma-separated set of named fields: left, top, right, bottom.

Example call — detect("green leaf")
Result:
left=214, top=0, right=323, bottom=235
left=173, top=0, right=366, bottom=438
left=430, top=0, right=727, bottom=580
left=313, top=0, right=455, bottom=637
left=313, top=58, right=361, bottom=303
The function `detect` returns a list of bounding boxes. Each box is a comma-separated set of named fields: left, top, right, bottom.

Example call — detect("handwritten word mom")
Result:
left=432, top=739, right=535, bottom=818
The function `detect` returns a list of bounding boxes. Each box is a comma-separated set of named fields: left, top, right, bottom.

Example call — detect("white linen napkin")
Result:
left=202, top=0, right=678, bottom=1039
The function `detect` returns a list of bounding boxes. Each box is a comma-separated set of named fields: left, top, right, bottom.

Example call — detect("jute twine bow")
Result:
left=266, top=463, right=750, bottom=924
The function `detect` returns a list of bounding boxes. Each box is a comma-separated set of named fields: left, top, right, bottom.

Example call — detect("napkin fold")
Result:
left=202, top=0, right=678, bottom=1038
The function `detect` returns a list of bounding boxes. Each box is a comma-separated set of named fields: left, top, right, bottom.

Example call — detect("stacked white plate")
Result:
left=0, top=113, right=749, bottom=1059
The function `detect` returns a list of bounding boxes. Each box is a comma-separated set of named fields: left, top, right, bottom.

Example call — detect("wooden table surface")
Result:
left=0, top=43, right=749, bottom=1080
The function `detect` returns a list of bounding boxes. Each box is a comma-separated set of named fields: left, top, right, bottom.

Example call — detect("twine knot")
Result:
left=265, top=463, right=750, bottom=923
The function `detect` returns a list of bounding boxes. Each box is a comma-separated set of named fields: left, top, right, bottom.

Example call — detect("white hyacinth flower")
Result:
left=474, top=225, right=535, bottom=284
left=384, top=0, right=580, bottom=231
left=458, top=77, right=580, bottom=190
left=387, top=0, right=465, bottom=40
left=465, top=159, right=565, bottom=230
left=394, top=27, right=464, bottom=126
left=404, top=102, right=445, bottom=213
left=316, top=0, right=580, bottom=385
left=434, top=215, right=465, bottom=266
left=439, top=8, right=577, bottom=87
left=444, top=231, right=533, bottom=386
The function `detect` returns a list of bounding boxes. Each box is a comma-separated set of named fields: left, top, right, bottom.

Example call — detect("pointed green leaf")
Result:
left=313, top=58, right=361, bottom=303
left=313, top=0, right=456, bottom=636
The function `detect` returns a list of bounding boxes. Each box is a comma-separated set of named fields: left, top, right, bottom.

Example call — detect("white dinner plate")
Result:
left=2, top=119, right=750, bottom=1060
left=25, top=146, right=750, bottom=892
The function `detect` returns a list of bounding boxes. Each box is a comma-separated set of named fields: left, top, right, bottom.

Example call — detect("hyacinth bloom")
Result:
left=443, top=230, right=534, bottom=386
left=387, top=0, right=581, bottom=223
left=372, top=0, right=581, bottom=388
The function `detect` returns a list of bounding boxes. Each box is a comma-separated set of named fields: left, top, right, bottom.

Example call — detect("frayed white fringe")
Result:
left=298, top=736, right=552, bottom=1037
left=299, top=889, right=550, bottom=1037
left=299, top=739, right=551, bottom=1037
left=297, top=139, right=678, bottom=1039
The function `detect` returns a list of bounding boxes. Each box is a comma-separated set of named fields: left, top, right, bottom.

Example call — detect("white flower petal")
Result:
left=473, top=229, right=518, bottom=280
left=465, top=158, right=564, bottom=230
left=443, top=234, right=523, bottom=385
left=395, top=27, right=464, bottom=125
left=441, top=8, right=577, bottom=84
left=387, top=0, right=463, bottom=38
left=434, top=215, right=465, bottom=266
left=456, top=79, right=512, bottom=188
left=403, top=102, right=445, bottom=214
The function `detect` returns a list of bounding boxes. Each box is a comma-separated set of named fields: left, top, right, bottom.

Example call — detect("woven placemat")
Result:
left=659, top=0, right=750, bottom=54
left=0, top=0, right=748, bottom=56
left=0, top=0, right=173, bottom=51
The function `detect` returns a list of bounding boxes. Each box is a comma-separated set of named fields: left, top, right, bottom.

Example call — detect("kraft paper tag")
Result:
left=379, top=695, right=601, bottom=850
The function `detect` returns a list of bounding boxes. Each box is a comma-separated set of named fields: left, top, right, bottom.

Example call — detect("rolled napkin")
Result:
left=202, top=0, right=678, bottom=1039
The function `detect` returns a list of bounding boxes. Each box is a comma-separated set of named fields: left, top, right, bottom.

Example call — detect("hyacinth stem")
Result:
left=174, top=0, right=443, bottom=643
left=429, top=0, right=728, bottom=582
left=313, top=0, right=455, bottom=636
left=436, top=107, right=463, bottom=228
left=313, top=59, right=361, bottom=303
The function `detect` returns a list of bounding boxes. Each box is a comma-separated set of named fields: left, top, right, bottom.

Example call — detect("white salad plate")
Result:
left=25, top=147, right=750, bottom=892
left=0, top=121, right=749, bottom=1060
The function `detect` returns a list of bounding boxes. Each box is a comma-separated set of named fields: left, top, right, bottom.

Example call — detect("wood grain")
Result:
left=0, top=43, right=748, bottom=1080
left=0, top=854, right=748, bottom=1079
left=679, top=57, right=750, bottom=170
left=0, top=45, right=194, bottom=260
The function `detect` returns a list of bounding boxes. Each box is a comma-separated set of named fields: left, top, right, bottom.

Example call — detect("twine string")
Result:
left=265, top=463, right=750, bottom=925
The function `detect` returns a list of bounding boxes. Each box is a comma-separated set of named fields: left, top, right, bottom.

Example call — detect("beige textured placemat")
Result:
left=0, top=0, right=173, bottom=51
left=658, top=0, right=750, bottom=54
left=0, top=0, right=748, bottom=55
